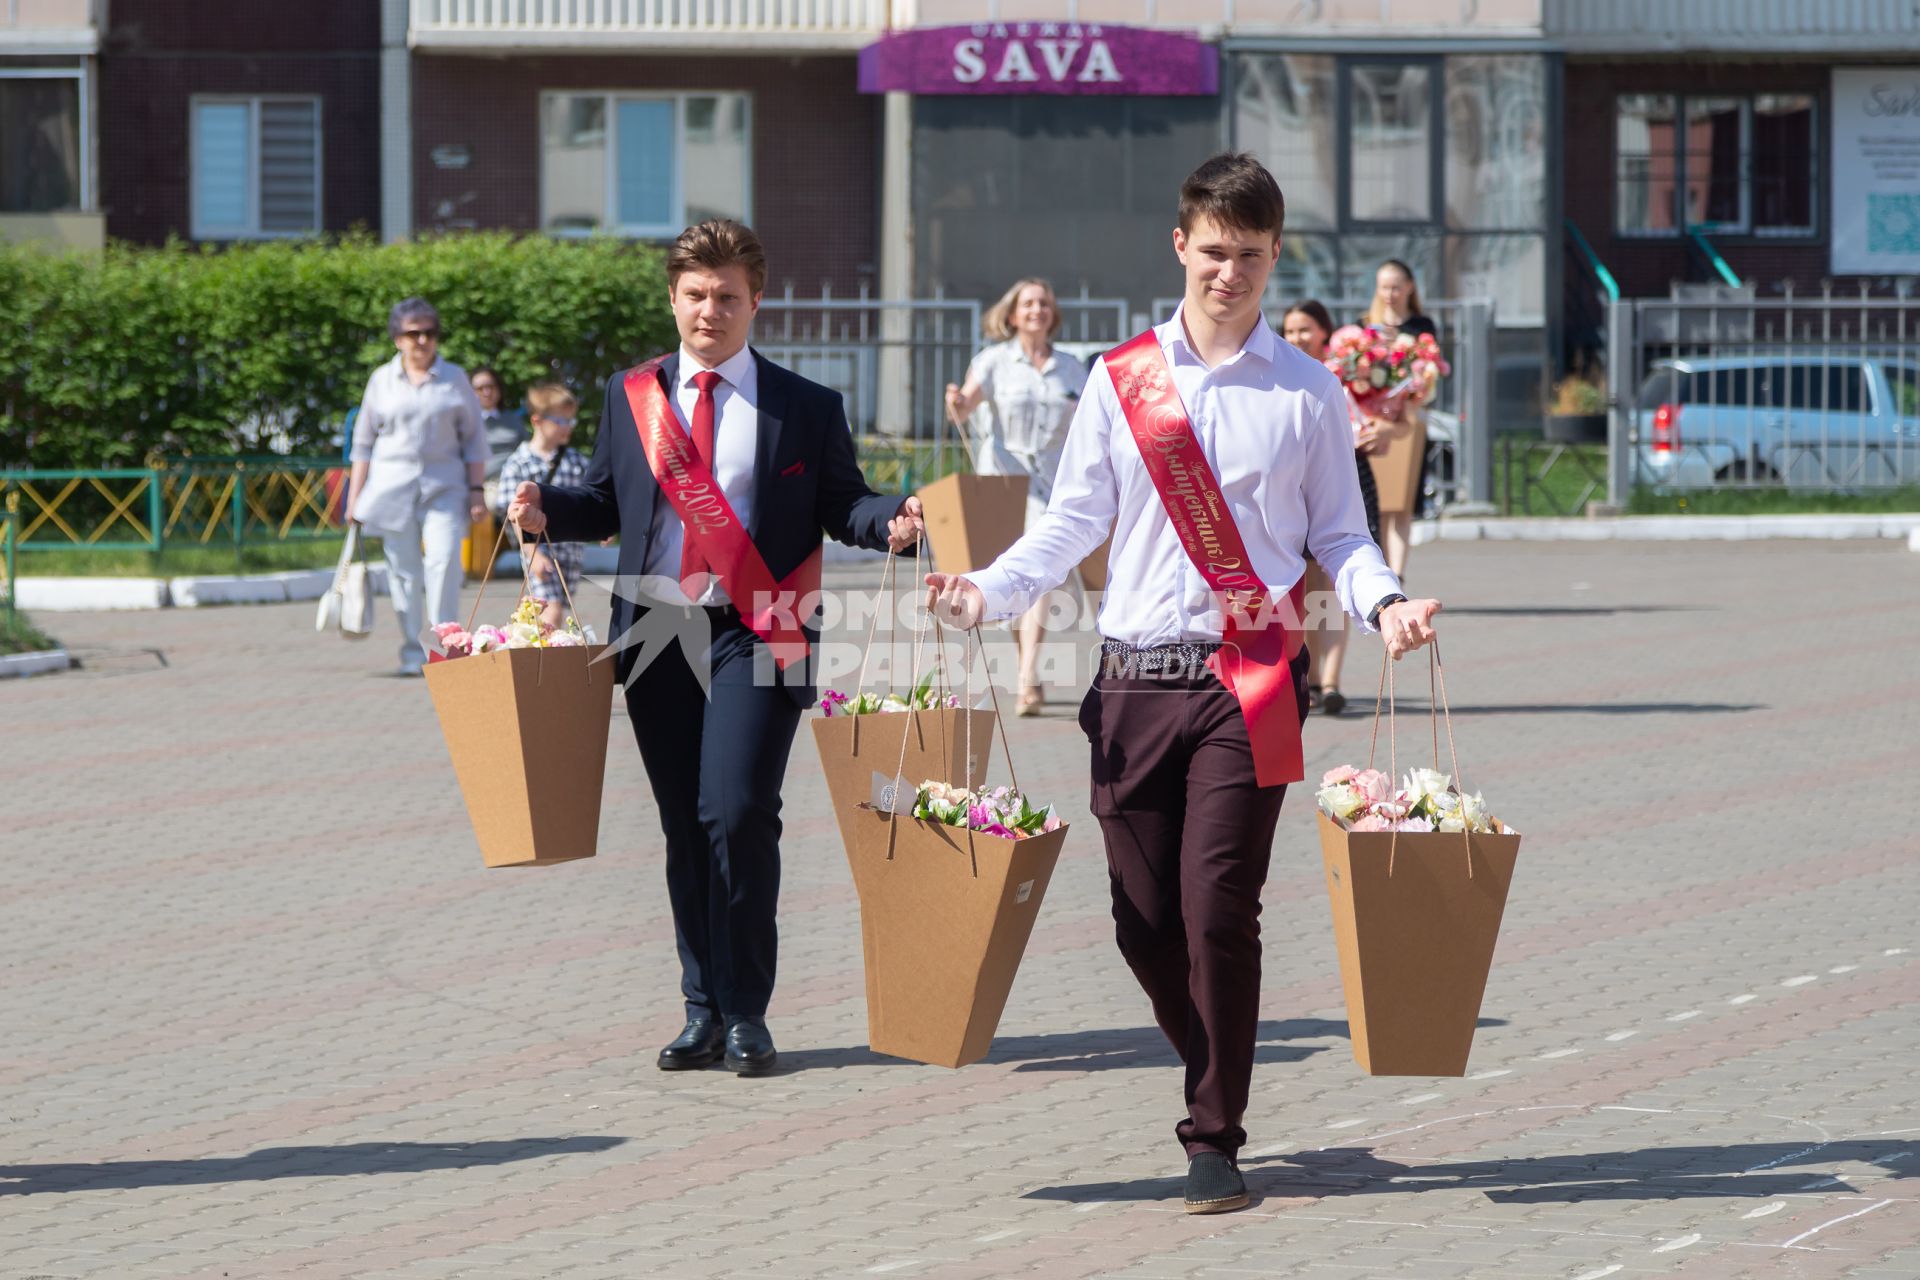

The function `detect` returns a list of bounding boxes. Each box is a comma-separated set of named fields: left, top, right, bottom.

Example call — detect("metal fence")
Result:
left=757, top=284, right=1130, bottom=478
left=1603, top=287, right=1920, bottom=500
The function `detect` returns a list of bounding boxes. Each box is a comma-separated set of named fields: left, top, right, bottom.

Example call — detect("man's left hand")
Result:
left=887, top=496, right=926, bottom=552
left=1380, top=598, right=1442, bottom=659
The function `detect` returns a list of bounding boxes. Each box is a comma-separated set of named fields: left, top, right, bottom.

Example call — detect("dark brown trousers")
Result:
left=1078, top=650, right=1309, bottom=1158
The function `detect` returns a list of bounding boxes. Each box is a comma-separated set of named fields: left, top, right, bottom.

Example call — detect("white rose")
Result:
left=1317, top=784, right=1367, bottom=822
left=1404, top=768, right=1452, bottom=806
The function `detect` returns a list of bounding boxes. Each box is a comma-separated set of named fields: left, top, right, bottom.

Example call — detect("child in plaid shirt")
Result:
left=495, top=382, right=590, bottom=627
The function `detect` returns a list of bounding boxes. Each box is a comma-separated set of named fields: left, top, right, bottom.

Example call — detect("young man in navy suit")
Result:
left=509, top=220, right=924, bottom=1075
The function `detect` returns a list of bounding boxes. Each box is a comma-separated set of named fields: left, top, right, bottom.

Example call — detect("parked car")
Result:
left=1634, top=352, right=1920, bottom=489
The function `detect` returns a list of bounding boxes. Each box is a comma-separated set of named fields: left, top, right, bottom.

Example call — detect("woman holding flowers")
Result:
left=1359, top=259, right=1440, bottom=578
left=1282, top=300, right=1381, bottom=716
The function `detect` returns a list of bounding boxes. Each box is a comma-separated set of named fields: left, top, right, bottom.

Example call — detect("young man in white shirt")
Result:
left=926, top=154, right=1442, bottom=1214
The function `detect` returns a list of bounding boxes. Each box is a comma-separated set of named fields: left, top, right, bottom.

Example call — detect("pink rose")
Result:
left=1352, top=769, right=1393, bottom=803
left=1350, top=814, right=1391, bottom=832
left=436, top=628, right=472, bottom=657
left=1395, top=816, right=1436, bottom=833
left=1321, top=765, right=1359, bottom=787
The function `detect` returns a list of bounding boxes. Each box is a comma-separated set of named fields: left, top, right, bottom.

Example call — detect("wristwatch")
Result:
left=1367, top=593, right=1409, bottom=629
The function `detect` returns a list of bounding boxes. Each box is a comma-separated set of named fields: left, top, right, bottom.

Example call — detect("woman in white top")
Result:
left=344, top=298, right=490, bottom=675
left=943, top=278, right=1089, bottom=715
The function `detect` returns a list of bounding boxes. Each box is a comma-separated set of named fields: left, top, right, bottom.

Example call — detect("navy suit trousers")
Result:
left=626, top=607, right=803, bottom=1021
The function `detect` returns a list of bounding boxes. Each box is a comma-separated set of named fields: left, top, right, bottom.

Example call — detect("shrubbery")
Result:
left=0, top=233, right=676, bottom=468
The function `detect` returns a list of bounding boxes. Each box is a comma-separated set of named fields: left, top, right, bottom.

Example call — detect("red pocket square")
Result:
left=780, top=460, right=806, bottom=477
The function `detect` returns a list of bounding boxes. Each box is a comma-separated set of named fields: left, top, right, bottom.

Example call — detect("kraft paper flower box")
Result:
left=918, top=472, right=1028, bottom=575
left=842, top=781, right=1068, bottom=1069
left=423, top=605, right=612, bottom=869
left=1315, top=766, right=1522, bottom=1076
left=811, top=691, right=996, bottom=859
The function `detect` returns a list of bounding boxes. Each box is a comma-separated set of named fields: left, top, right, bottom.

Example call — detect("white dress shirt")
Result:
left=349, top=356, right=490, bottom=535
left=640, top=343, right=761, bottom=608
left=965, top=308, right=1403, bottom=642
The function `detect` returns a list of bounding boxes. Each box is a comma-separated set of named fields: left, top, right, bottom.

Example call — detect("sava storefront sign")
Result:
left=858, top=23, right=1217, bottom=96
left=1832, top=67, right=1920, bottom=274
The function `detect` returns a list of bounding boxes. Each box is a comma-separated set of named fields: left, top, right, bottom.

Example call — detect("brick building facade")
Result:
left=98, top=2, right=381, bottom=244
left=409, top=53, right=878, bottom=294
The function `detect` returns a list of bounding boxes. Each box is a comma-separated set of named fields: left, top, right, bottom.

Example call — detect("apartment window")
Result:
left=191, top=97, right=322, bottom=240
left=1, top=70, right=86, bottom=212
left=540, top=92, right=750, bottom=238
left=1615, top=92, right=1815, bottom=238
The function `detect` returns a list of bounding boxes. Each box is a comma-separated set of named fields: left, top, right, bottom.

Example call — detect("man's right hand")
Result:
left=506, top=481, right=545, bottom=535
left=925, top=573, right=986, bottom=630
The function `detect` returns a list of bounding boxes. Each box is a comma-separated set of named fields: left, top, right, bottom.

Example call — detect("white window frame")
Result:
left=539, top=90, right=753, bottom=240
left=1682, top=96, right=1751, bottom=236
left=0, top=65, right=93, bottom=213
left=189, top=94, right=324, bottom=241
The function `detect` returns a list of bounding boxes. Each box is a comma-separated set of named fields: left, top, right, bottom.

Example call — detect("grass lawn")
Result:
left=1626, top=486, right=1920, bottom=515
left=0, top=607, right=59, bottom=656
left=8, top=535, right=373, bottom=579
left=1496, top=439, right=1920, bottom=517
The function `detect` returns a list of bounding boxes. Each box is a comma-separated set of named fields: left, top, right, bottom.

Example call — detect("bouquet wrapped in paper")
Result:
left=1323, top=325, right=1451, bottom=420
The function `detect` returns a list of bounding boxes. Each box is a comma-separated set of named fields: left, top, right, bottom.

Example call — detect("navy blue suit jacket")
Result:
left=537, top=351, right=905, bottom=704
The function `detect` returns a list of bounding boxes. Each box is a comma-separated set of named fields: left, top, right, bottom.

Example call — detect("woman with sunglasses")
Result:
left=494, top=382, right=589, bottom=629
left=344, top=297, right=491, bottom=676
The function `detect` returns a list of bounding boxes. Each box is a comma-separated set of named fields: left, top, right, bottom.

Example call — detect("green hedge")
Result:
left=0, top=234, right=677, bottom=469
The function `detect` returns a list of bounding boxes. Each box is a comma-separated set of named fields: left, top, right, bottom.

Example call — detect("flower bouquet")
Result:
left=422, top=596, right=612, bottom=868
left=1323, top=325, right=1451, bottom=420
left=909, top=782, right=1064, bottom=840
left=1314, top=761, right=1522, bottom=1077
left=842, top=770, right=1071, bottom=1069
left=428, top=599, right=591, bottom=661
left=818, top=668, right=959, bottom=717
left=1315, top=766, right=1509, bottom=836
left=1325, top=325, right=1450, bottom=516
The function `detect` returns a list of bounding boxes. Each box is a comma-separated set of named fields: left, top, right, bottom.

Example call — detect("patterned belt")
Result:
left=1098, top=637, right=1221, bottom=677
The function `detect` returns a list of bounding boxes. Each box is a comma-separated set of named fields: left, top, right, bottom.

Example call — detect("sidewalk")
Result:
left=3, top=539, right=1916, bottom=1277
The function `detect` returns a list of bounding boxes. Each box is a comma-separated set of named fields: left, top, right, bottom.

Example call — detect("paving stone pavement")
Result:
left=3, top=538, right=1917, bottom=1280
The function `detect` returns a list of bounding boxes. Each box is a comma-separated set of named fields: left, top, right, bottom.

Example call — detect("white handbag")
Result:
left=317, top=523, right=376, bottom=639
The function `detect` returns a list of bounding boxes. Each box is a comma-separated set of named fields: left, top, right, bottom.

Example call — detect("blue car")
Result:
left=1634, top=353, right=1920, bottom=489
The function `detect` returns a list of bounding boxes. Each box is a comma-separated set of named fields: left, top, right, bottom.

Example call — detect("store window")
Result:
left=1348, top=62, right=1434, bottom=223
left=1615, top=91, right=1815, bottom=238
left=541, top=92, right=751, bottom=237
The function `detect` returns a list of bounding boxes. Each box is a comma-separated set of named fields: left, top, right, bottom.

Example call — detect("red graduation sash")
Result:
left=1107, top=331, right=1305, bottom=787
left=623, top=362, right=819, bottom=671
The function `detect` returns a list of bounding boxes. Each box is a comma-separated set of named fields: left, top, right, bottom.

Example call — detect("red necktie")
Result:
left=680, top=369, right=723, bottom=593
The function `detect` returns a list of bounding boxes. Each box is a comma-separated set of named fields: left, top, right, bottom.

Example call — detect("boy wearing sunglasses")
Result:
left=495, top=382, right=590, bottom=628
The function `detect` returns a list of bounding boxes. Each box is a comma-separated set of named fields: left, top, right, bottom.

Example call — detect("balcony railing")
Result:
left=410, top=0, right=890, bottom=50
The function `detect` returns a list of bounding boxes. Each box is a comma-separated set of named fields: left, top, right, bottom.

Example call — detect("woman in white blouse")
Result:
left=344, top=298, right=490, bottom=676
left=943, top=278, right=1089, bottom=715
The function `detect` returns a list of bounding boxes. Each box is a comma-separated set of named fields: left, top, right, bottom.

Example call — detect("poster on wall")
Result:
left=1831, top=67, right=1920, bottom=274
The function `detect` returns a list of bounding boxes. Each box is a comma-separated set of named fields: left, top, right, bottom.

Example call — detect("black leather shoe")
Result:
left=656, top=1018, right=726, bottom=1071
left=1183, top=1152, right=1249, bottom=1214
left=724, top=1015, right=778, bottom=1075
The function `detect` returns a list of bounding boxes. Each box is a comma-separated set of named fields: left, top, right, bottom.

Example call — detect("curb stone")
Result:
left=15, top=514, right=1918, bottom=611
left=0, top=648, right=74, bottom=679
